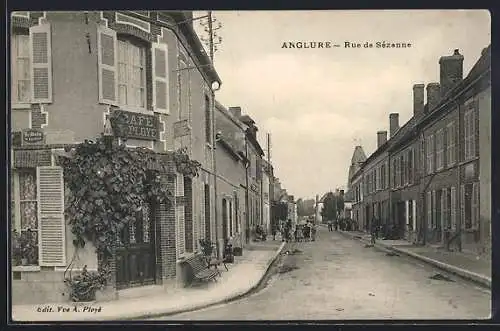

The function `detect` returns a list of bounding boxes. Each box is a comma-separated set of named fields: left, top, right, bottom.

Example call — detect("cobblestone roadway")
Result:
left=150, top=227, right=491, bottom=320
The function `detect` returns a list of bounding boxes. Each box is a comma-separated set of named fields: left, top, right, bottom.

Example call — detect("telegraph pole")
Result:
left=201, top=11, right=224, bottom=257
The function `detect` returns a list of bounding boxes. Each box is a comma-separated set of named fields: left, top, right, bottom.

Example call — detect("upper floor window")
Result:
left=11, top=33, right=31, bottom=104
left=436, top=129, right=444, bottom=170
left=426, top=134, right=435, bottom=174
left=407, top=148, right=414, bottom=184
left=464, top=99, right=477, bottom=161
left=447, top=122, right=456, bottom=166
left=117, top=38, right=146, bottom=109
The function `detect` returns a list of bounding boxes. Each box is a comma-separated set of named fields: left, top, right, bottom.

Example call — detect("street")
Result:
left=149, top=226, right=490, bottom=320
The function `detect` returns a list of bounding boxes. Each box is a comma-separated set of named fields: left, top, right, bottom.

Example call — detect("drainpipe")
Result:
left=244, top=135, right=250, bottom=244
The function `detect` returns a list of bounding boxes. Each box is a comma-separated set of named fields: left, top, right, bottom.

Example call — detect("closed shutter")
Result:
left=431, top=190, right=436, bottom=229
left=175, top=173, right=184, bottom=197
left=412, top=200, right=417, bottom=231
left=460, top=185, right=465, bottom=230
left=30, top=23, right=52, bottom=103
left=426, top=191, right=432, bottom=229
left=472, top=182, right=479, bottom=229
left=37, top=166, right=66, bottom=266
left=405, top=200, right=409, bottom=225
left=152, top=42, right=169, bottom=114
left=176, top=205, right=185, bottom=257
left=451, top=187, right=456, bottom=230
left=441, top=189, right=446, bottom=229
left=97, top=25, right=118, bottom=105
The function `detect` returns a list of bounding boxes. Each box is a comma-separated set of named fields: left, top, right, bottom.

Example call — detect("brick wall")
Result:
left=184, top=176, right=194, bottom=252
left=156, top=162, right=177, bottom=281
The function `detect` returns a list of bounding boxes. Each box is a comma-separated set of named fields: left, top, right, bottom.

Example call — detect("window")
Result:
left=464, top=99, right=476, bottom=161
left=426, top=135, right=435, bottom=174
left=12, top=166, right=65, bottom=267
left=462, top=182, right=480, bottom=230
left=12, top=170, right=39, bottom=266
left=204, top=184, right=211, bottom=240
left=426, top=191, right=432, bottom=229
left=399, top=155, right=404, bottom=187
left=392, top=159, right=397, bottom=188
left=407, top=148, right=414, bottom=184
left=450, top=187, right=457, bottom=230
left=117, top=38, right=146, bottom=109
left=380, top=164, right=386, bottom=190
left=179, top=60, right=190, bottom=120
left=447, top=122, right=456, bottom=166
left=436, top=129, right=444, bottom=170
left=205, top=95, right=211, bottom=143
left=441, top=188, right=449, bottom=229
left=11, top=33, right=31, bottom=104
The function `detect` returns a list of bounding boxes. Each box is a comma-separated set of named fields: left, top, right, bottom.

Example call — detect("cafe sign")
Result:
left=22, top=129, right=45, bottom=146
left=111, top=110, right=159, bottom=141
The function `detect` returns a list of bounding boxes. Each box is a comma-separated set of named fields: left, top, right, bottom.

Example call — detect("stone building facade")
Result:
left=10, top=10, right=221, bottom=304
left=345, top=45, right=491, bottom=255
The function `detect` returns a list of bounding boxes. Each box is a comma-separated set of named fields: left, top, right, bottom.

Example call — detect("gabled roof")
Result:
left=350, top=145, right=367, bottom=164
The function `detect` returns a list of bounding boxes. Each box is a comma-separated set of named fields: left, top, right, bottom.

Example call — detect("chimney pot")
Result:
left=413, top=83, right=425, bottom=117
left=389, top=113, right=399, bottom=137
left=377, top=130, right=388, bottom=148
left=426, top=83, right=441, bottom=112
left=439, top=49, right=464, bottom=97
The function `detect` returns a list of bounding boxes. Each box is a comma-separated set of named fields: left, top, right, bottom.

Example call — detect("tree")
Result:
left=320, top=192, right=337, bottom=221
left=297, top=198, right=315, bottom=217
left=336, top=194, right=345, bottom=219
left=272, top=202, right=288, bottom=224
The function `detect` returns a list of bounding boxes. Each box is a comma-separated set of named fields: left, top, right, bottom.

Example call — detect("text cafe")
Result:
left=111, top=110, right=160, bottom=141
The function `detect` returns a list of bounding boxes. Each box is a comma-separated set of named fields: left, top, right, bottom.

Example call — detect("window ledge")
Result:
left=12, top=103, right=31, bottom=110
left=12, top=265, right=40, bottom=272
left=117, top=105, right=151, bottom=115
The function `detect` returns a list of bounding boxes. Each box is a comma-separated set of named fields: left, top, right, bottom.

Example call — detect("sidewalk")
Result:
left=338, top=230, right=492, bottom=289
left=12, top=240, right=286, bottom=322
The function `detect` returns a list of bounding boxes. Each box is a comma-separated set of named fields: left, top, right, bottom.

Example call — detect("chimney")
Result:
left=228, top=106, right=242, bottom=119
left=439, top=49, right=464, bottom=97
left=426, top=83, right=440, bottom=112
left=377, top=131, right=387, bottom=148
left=389, top=113, right=399, bottom=137
left=413, top=83, right=425, bottom=117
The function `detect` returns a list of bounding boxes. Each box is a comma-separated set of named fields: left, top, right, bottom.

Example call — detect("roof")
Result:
left=165, top=12, right=222, bottom=86
left=240, top=115, right=255, bottom=125
left=387, top=116, right=418, bottom=152
left=418, top=44, right=491, bottom=128
left=350, top=146, right=367, bottom=164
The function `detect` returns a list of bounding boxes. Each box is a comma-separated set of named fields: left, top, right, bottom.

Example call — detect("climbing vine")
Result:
left=58, top=135, right=174, bottom=261
left=173, top=147, right=202, bottom=178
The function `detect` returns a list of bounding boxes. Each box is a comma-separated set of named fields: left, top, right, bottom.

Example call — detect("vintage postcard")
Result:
left=9, top=10, right=491, bottom=322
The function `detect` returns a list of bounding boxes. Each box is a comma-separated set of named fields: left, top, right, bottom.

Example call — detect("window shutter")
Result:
left=431, top=190, right=436, bottom=229
left=97, top=25, right=118, bottom=105
left=451, top=187, right=456, bottom=230
left=30, top=23, right=52, bottom=103
left=412, top=200, right=417, bottom=231
left=460, top=185, right=465, bottom=230
left=441, top=189, right=446, bottom=229
left=427, top=191, right=432, bottom=229
left=152, top=42, right=169, bottom=114
left=176, top=205, right=185, bottom=257
left=472, top=182, right=479, bottom=229
left=405, top=200, right=409, bottom=225
left=37, top=166, right=66, bottom=266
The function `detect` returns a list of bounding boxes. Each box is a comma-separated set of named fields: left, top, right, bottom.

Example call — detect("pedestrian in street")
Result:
left=370, top=218, right=377, bottom=245
left=311, top=223, right=317, bottom=241
left=327, top=220, right=333, bottom=231
left=334, top=219, right=339, bottom=231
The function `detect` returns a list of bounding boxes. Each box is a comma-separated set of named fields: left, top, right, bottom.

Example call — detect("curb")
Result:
left=339, top=231, right=491, bottom=290
left=122, top=242, right=287, bottom=320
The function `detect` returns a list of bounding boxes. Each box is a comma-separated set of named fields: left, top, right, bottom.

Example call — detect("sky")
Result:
left=193, top=10, right=491, bottom=200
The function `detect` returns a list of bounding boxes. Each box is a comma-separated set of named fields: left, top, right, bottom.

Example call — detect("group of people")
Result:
left=326, top=218, right=358, bottom=232
left=272, top=219, right=317, bottom=243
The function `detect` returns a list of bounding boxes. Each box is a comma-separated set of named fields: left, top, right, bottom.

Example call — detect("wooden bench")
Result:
left=184, top=254, right=219, bottom=284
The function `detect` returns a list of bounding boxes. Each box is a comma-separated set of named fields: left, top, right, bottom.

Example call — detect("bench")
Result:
left=184, top=254, right=219, bottom=284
